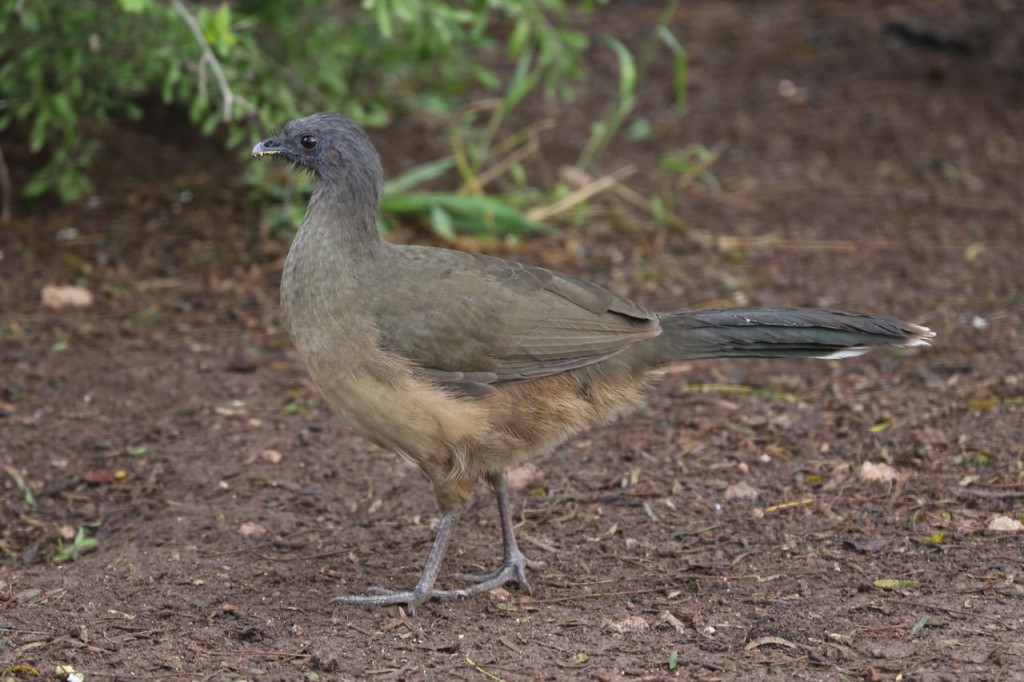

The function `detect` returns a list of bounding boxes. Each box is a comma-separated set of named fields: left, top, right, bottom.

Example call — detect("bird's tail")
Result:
left=648, top=307, right=934, bottom=363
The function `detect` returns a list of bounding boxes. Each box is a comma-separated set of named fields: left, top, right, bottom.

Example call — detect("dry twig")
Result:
left=169, top=0, right=255, bottom=122
left=0, top=141, right=12, bottom=224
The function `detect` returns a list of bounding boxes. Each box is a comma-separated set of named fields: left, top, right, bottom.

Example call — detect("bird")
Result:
left=252, top=112, right=933, bottom=614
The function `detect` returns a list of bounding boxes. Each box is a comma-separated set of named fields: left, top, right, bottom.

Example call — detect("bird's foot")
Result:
left=328, top=585, right=470, bottom=616
left=450, top=549, right=545, bottom=595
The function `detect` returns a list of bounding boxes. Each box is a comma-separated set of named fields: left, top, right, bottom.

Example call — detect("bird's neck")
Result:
left=281, top=180, right=384, bottom=329
left=290, top=179, right=385, bottom=264
left=313, top=179, right=382, bottom=242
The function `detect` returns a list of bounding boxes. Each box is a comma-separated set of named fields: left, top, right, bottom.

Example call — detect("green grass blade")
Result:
left=657, top=25, right=688, bottom=117
left=381, top=192, right=545, bottom=238
left=384, top=156, right=456, bottom=195
left=578, top=36, right=637, bottom=169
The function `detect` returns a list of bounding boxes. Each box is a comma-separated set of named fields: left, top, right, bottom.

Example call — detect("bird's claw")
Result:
left=450, top=550, right=544, bottom=595
left=329, top=586, right=469, bottom=616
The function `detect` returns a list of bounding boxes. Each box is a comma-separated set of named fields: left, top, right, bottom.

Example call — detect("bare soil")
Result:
left=3, top=2, right=1023, bottom=680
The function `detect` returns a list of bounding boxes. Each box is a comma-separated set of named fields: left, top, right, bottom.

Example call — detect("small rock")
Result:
left=238, top=522, right=268, bottom=537
left=859, top=461, right=901, bottom=484
left=227, top=349, right=258, bottom=373
left=988, top=516, right=1024, bottom=532
left=724, top=481, right=759, bottom=501
left=41, top=284, right=93, bottom=310
left=215, top=400, right=248, bottom=416
left=260, top=449, right=283, bottom=464
left=16, top=588, right=42, bottom=603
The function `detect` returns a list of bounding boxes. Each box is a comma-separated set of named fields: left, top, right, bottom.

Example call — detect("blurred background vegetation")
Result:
left=1, top=0, right=697, bottom=237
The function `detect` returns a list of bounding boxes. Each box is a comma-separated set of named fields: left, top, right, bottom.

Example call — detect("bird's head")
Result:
left=252, top=113, right=382, bottom=198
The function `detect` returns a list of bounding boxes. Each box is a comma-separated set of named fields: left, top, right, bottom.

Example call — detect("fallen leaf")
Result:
left=604, top=615, right=650, bottom=634
left=83, top=468, right=114, bottom=484
left=655, top=610, right=687, bottom=634
left=744, top=635, right=798, bottom=651
left=873, top=578, right=921, bottom=591
left=916, top=530, right=946, bottom=545
left=488, top=587, right=511, bottom=601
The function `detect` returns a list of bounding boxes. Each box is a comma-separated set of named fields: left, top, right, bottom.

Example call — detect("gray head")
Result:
left=252, top=113, right=383, bottom=203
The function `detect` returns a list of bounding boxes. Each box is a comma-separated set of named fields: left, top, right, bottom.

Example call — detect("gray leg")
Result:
left=329, top=509, right=470, bottom=616
left=450, top=469, right=544, bottom=594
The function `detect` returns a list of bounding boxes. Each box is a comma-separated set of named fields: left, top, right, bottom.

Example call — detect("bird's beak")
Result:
left=251, top=139, right=281, bottom=158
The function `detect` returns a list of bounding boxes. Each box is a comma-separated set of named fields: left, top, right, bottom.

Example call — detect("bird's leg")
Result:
left=450, top=469, right=545, bottom=594
left=329, top=509, right=471, bottom=616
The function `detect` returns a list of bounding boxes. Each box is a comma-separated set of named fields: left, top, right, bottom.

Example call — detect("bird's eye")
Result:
left=300, top=135, right=317, bottom=150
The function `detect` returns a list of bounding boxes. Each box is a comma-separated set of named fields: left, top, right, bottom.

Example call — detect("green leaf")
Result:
left=954, top=451, right=991, bottom=466
left=50, top=93, right=76, bottom=125
left=577, top=37, right=637, bottom=169
left=968, top=396, right=1000, bottom=410
left=28, top=111, right=50, bottom=153
left=626, top=117, right=653, bottom=141
left=384, top=157, right=455, bottom=195
left=606, top=36, right=637, bottom=107
left=429, top=205, right=456, bottom=241
left=873, top=578, right=921, bottom=591
left=23, top=172, right=54, bottom=199
left=56, top=169, right=92, bottom=202
left=382, top=193, right=544, bottom=236
left=916, top=530, right=946, bottom=545
left=657, top=25, right=688, bottom=116
left=119, top=0, right=154, bottom=12
left=869, top=421, right=891, bottom=433
left=53, top=527, right=98, bottom=564
left=4, top=466, right=36, bottom=507
left=369, top=0, right=393, bottom=39
left=508, top=19, right=531, bottom=56
left=212, top=3, right=236, bottom=52
left=504, top=50, right=542, bottom=110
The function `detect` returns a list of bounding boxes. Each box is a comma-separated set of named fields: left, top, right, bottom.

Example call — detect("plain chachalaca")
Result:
left=252, top=113, right=933, bottom=614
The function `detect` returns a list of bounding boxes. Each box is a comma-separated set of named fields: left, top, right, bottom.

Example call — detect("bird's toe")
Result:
left=449, top=549, right=543, bottom=595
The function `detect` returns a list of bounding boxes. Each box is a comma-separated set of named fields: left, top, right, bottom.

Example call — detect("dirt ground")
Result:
left=3, top=2, right=1023, bottom=680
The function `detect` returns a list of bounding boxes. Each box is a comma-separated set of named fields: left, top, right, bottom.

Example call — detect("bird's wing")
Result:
left=367, top=247, right=660, bottom=393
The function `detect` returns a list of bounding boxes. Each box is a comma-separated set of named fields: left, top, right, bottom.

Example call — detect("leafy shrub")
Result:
left=0, top=0, right=598, bottom=202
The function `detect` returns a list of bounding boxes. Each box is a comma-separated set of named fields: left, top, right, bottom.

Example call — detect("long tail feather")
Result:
left=651, top=307, right=933, bottom=362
